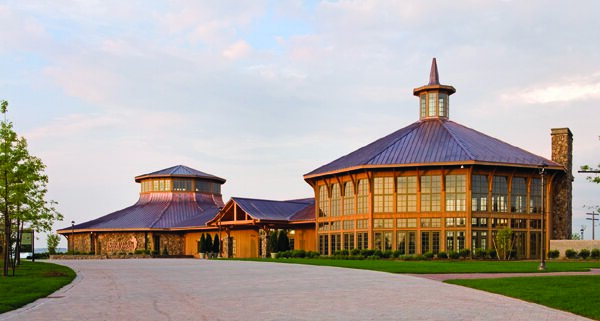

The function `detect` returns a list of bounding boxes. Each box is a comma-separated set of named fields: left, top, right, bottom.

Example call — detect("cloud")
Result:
left=503, top=74, right=600, bottom=104
left=222, top=40, right=252, bottom=59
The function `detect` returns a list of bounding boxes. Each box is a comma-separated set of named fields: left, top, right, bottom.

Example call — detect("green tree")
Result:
left=199, top=233, right=206, bottom=254
left=278, top=230, right=290, bottom=252
left=47, top=234, right=61, bottom=255
left=268, top=230, right=278, bottom=254
left=212, top=234, right=219, bottom=255
left=492, top=228, right=515, bottom=260
left=580, top=165, right=600, bottom=184
left=1, top=101, right=62, bottom=276
left=205, top=233, right=213, bottom=254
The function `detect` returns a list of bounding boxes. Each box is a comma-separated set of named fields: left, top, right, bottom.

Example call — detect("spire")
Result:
left=428, top=58, right=439, bottom=85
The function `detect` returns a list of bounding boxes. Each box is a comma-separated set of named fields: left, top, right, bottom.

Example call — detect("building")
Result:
left=303, top=59, right=572, bottom=258
left=59, top=59, right=573, bottom=259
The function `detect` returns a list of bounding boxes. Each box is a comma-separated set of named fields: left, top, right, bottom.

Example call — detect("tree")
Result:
left=1, top=101, right=62, bottom=276
left=47, top=234, right=61, bottom=255
left=199, top=233, right=206, bottom=254
left=571, top=233, right=582, bottom=240
left=212, top=234, right=219, bottom=255
left=205, top=234, right=213, bottom=254
left=580, top=165, right=600, bottom=184
left=492, top=228, right=515, bottom=260
left=268, top=230, right=278, bottom=254
left=278, top=230, right=290, bottom=252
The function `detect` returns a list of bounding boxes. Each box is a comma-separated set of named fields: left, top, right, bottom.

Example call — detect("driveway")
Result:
left=0, top=259, right=591, bottom=321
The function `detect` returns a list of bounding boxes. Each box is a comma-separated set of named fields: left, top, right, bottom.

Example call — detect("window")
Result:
left=195, top=180, right=210, bottom=193
left=153, top=180, right=159, bottom=191
left=438, top=93, right=448, bottom=117
left=330, top=221, right=340, bottom=231
left=456, top=217, right=466, bottom=227
left=471, top=175, right=488, bottom=212
left=428, top=92, right=437, bottom=117
left=511, top=219, right=526, bottom=229
left=472, top=231, right=487, bottom=250
left=318, top=222, right=329, bottom=231
left=173, top=179, right=192, bottom=191
left=356, top=219, right=369, bottom=229
left=211, top=183, right=221, bottom=194
left=343, top=233, right=355, bottom=250
left=421, top=217, right=441, bottom=228
left=318, top=185, right=329, bottom=217
left=374, top=219, right=393, bottom=228
left=397, top=218, right=417, bottom=228
left=492, top=218, right=509, bottom=228
left=471, top=217, right=487, bottom=227
left=530, top=178, right=542, bottom=213
left=421, top=231, right=440, bottom=254
left=511, top=177, right=527, bottom=213
left=343, top=220, right=354, bottom=230
left=421, top=175, right=441, bottom=212
left=331, top=184, right=341, bottom=217
left=446, top=231, right=466, bottom=251
left=397, top=176, right=417, bottom=212
left=357, top=232, right=368, bottom=250
left=445, top=175, right=466, bottom=211
left=373, top=232, right=392, bottom=251
left=159, top=180, right=165, bottom=191
left=357, top=179, right=369, bottom=214
left=374, top=177, right=394, bottom=213
left=446, top=217, right=455, bottom=227
left=421, top=218, right=431, bottom=228
left=343, top=182, right=355, bottom=215
left=319, top=234, right=329, bottom=255
left=331, top=234, right=341, bottom=252
left=420, top=94, right=426, bottom=118
left=492, top=176, right=508, bottom=212
left=397, top=231, right=416, bottom=255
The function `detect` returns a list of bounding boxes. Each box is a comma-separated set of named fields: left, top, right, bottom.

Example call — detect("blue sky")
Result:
left=1, top=1, right=599, bottom=247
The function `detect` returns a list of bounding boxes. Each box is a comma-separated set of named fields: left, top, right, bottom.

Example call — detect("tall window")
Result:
left=374, top=177, right=394, bottom=213
left=530, top=178, right=542, bottom=213
left=357, top=232, right=368, bottom=249
left=173, top=179, right=192, bottom=191
left=357, top=179, right=369, bottom=214
left=446, top=174, right=466, bottom=211
left=319, top=234, right=329, bottom=255
left=492, top=176, right=508, bottom=212
left=511, top=177, right=527, bottom=213
left=397, top=176, right=417, bottom=212
left=420, top=94, right=426, bottom=118
left=421, top=175, right=441, bottom=212
left=438, top=93, right=448, bottom=117
left=318, top=185, right=329, bottom=217
left=343, top=182, right=355, bottom=215
left=331, top=184, right=341, bottom=217
left=397, top=231, right=416, bottom=255
left=471, top=175, right=488, bottom=212
left=343, top=233, right=355, bottom=250
left=428, top=92, right=437, bottom=117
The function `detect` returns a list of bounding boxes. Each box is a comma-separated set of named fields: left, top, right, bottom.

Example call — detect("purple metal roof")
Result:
left=305, top=118, right=562, bottom=178
left=60, top=192, right=224, bottom=232
left=134, top=165, right=226, bottom=183
left=231, top=197, right=315, bottom=222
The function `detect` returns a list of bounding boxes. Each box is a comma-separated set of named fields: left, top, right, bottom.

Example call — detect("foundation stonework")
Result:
left=551, top=128, right=573, bottom=240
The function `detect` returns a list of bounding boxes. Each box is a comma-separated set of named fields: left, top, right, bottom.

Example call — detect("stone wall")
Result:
left=550, top=240, right=600, bottom=258
left=551, top=128, right=573, bottom=240
left=96, top=232, right=149, bottom=255
left=68, top=232, right=185, bottom=255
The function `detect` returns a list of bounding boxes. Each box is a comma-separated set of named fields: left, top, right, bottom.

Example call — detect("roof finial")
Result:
left=428, top=57, right=439, bottom=85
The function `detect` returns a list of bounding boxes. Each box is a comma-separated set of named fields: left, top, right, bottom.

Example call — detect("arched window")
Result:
left=331, top=184, right=341, bottom=217
left=343, top=182, right=355, bottom=215
left=318, top=185, right=329, bottom=217
left=357, top=179, right=369, bottom=214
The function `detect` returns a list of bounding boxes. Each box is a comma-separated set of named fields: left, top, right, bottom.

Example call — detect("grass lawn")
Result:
left=446, top=276, right=600, bottom=320
left=0, top=260, right=76, bottom=314
left=241, top=258, right=600, bottom=274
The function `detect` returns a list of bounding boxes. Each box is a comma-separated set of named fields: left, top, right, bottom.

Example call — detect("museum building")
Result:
left=59, top=59, right=573, bottom=259
left=303, top=59, right=573, bottom=258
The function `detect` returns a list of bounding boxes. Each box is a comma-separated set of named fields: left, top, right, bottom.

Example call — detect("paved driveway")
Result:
left=0, top=259, right=591, bottom=321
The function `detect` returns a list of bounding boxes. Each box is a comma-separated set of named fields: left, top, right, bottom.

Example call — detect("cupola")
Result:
left=413, top=58, right=456, bottom=120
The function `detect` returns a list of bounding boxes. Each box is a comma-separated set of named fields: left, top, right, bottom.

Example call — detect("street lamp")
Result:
left=538, top=165, right=547, bottom=271
left=71, top=221, right=75, bottom=254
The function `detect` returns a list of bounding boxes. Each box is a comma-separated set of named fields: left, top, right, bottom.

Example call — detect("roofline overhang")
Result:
left=56, top=227, right=174, bottom=234
left=413, top=84, right=456, bottom=96
left=303, top=161, right=565, bottom=181
left=134, top=174, right=226, bottom=184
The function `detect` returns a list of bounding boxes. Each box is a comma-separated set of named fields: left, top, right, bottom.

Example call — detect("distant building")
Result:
left=59, top=59, right=573, bottom=259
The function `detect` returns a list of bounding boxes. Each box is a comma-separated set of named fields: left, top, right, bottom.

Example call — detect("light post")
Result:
left=71, top=221, right=75, bottom=254
left=538, top=165, right=547, bottom=271
left=218, top=207, right=223, bottom=258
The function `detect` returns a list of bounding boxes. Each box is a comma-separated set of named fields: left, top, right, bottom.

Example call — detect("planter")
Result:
left=271, top=252, right=278, bottom=259
left=199, top=253, right=206, bottom=259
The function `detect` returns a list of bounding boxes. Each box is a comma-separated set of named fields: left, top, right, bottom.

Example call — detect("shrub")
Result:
left=360, top=249, right=375, bottom=257
left=205, top=234, right=213, bottom=253
left=350, top=248, right=360, bottom=256
left=448, top=251, right=460, bottom=259
left=548, top=249, right=560, bottom=259
left=459, top=248, right=471, bottom=259
left=306, top=251, right=320, bottom=258
left=367, top=255, right=380, bottom=260
left=199, top=234, right=206, bottom=253
left=437, top=251, right=448, bottom=259
left=423, top=251, right=434, bottom=259
left=334, top=249, right=349, bottom=256
left=290, top=249, right=306, bottom=258
left=392, top=250, right=401, bottom=258
left=276, top=250, right=291, bottom=259
left=488, top=248, right=497, bottom=260
left=373, top=250, right=383, bottom=258
left=151, top=250, right=159, bottom=255
left=212, top=234, right=220, bottom=254
left=278, top=230, right=290, bottom=252
left=474, top=248, right=487, bottom=259
left=579, top=248, right=591, bottom=259
left=134, top=249, right=144, bottom=255
left=269, top=230, right=278, bottom=253
left=162, top=246, right=169, bottom=256
left=591, top=248, right=600, bottom=259
left=383, top=250, right=394, bottom=259
left=565, top=249, right=578, bottom=259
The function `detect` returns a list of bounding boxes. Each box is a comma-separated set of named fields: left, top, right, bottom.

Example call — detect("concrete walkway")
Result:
left=412, top=268, right=600, bottom=282
left=0, top=259, right=592, bottom=321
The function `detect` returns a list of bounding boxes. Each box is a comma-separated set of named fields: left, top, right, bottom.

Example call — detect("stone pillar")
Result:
left=551, top=127, right=573, bottom=240
left=222, top=237, right=233, bottom=258
left=261, top=235, right=269, bottom=258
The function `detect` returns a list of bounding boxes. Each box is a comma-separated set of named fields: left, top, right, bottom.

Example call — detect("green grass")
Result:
left=0, top=260, right=76, bottom=313
left=240, top=258, right=600, bottom=274
left=446, top=276, right=600, bottom=320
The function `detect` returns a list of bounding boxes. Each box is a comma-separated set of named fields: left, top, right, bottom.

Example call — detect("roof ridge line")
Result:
left=363, top=121, right=422, bottom=165
left=441, top=120, right=476, bottom=160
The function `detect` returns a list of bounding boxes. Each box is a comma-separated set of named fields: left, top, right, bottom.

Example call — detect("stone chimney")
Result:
left=551, top=128, right=573, bottom=239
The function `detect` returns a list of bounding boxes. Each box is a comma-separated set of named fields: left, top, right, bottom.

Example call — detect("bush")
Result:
left=423, top=251, right=434, bottom=259
left=162, top=246, right=169, bottom=256
left=459, top=248, right=471, bottom=259
left=392, top=250, right=402, bottom=258
left=383, top=250, right=394, bottom=259
left=437, top=251, right=448, bottom=259
left=290, top=249, right=306, bottom=258
left=269, top=230, right=278, bottom=253
left=278, top=230, right=290, bottom=252
left=591, top=248, right=600, bottom=259
left=205, top=234, right=213, bottom=254
left=151, top=250, right=159, bottom=255
left=373, top=250, right=383, bottom=258
left=334, top=249, right=349, bottom=256
left=565, top=249, right=578, bottom=259
left=199, top=234, right=205, bottom=253
left=350, top=248, right=360, bottom=256
left=488, top=248, right=497, bottom=259
left=548, top=249, right=560, bottom=259
left=212, top=234, right=220, bottom=254
left=448, top=251, right=460, bottom=259
left=360, top=249, right=375, bottom=257
left=306, top=251, right=320, bottom=258
left=579, top=248, right=591, bottom=259
left=134, top=249, right=145, bottom=255
left=474, top=248, right=487, bottom=259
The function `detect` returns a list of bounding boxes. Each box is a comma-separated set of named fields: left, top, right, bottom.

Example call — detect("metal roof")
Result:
left=134, top=165, right=226, bottom=183
left=59, top=192, right=224, bottom=232
left=230, top=197, right=315, bottom=222
left=304, top=118, right=562, bottom=178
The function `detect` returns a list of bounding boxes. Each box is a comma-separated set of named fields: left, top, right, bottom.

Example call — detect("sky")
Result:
left=1, top=1, right=599, bottom=248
